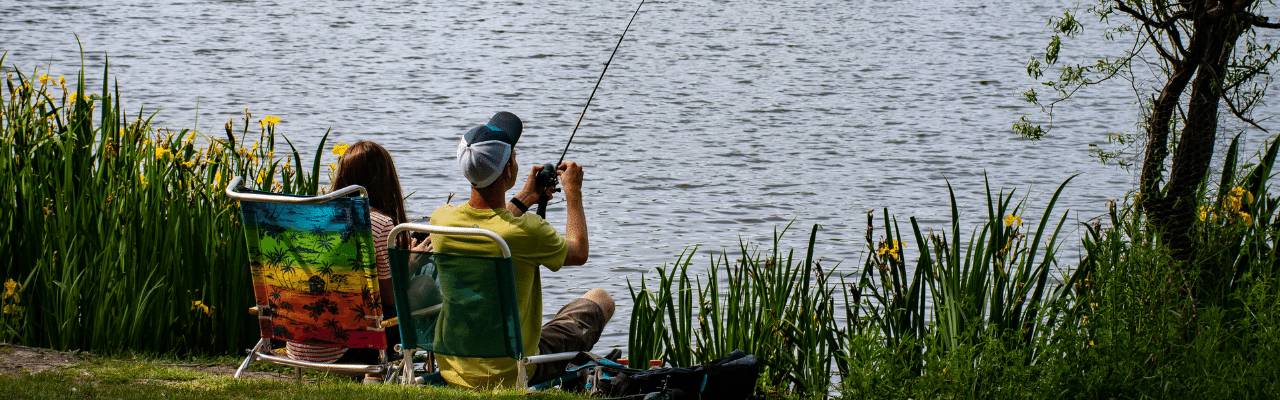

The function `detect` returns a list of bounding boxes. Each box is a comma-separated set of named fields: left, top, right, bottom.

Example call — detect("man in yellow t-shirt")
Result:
left=429, top=111, right=614, bottom=389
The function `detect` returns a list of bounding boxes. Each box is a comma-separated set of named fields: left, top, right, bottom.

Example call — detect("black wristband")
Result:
left=510, top=196, right=529, bottom=213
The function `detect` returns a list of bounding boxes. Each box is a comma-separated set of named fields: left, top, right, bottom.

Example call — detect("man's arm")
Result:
left=559, top=161, right=588, bottom=266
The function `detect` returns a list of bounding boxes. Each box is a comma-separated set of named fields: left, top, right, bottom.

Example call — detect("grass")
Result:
left=0, top=347, right=583, bottom=400
left=0, top=52, right=330, bottom=355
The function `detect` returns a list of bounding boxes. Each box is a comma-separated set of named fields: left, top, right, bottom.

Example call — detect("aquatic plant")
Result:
left=0, top=52, right=332, bottom=354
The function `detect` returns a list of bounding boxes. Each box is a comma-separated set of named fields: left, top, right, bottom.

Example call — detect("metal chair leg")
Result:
left=401, top=348, right=414, bottom=385
left=233, top=338, right=268, bottom=379
left=516, top=358, right=530, bottom=389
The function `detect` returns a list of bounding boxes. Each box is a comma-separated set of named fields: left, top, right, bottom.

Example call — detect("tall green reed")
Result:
left=629, top=178, right=1082, bottom=397
left=628, top=224, right=841, bottom=397
left=0, top=52, right=330, bottom=354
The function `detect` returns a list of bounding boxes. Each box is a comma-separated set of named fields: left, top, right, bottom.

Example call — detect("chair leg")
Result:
left=401, top=348, right=414, bottom=385
left=234, top=338, right=268, bottom=379
left=295, top=367, right=302, bottom=381
left=516, top=358, right=529, bottom=389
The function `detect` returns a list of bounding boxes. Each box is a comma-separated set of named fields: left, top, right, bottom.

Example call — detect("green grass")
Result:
left=0, top=349, right=584, bottom=400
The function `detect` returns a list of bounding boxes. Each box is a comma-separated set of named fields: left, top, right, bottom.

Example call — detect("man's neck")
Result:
left=468, top=187, right=507, bottom=210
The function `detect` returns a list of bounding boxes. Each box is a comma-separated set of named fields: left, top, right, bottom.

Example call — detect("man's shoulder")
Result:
left=509, top=212, right=558, bottom=236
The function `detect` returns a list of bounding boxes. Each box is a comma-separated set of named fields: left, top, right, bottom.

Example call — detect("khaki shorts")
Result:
left=531, top=298, right=608, bottom=383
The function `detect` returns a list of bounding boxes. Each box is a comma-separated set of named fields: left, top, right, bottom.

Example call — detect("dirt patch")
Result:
left=0, top=344, right=82, bottom=375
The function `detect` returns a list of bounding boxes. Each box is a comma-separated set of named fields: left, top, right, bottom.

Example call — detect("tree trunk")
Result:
left=1151, top=4, right=1248, bottom=265
left=1138, top=57, right=1198, bottom=214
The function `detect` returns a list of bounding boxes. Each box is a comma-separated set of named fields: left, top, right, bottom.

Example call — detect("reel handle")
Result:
left=534, top=162, right=559, bottom=218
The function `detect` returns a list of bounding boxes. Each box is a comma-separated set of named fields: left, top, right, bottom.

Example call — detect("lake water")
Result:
left=5, top=0, right=1277, bottom=351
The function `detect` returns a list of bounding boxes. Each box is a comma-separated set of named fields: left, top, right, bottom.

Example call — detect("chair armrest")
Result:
left=248, top=306, right=258, bottom=316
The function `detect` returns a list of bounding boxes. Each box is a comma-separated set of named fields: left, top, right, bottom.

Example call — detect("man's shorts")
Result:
left=531, top=297, right=609, bottom=383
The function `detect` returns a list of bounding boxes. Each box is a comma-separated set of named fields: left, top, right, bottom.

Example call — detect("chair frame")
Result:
left=387, top=223, right=577, bottom=388
left=225, top=176, right=392, bottom=380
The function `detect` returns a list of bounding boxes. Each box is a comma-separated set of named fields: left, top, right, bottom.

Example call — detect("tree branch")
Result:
left=1114, top=1, right=1191, bottom=29
left=1225, top=94, right=1269, bottom=132
left=1247, top=13, right=1280, bottom=29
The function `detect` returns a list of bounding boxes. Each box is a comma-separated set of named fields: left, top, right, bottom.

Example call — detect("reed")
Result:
left=0, top=53, right=329, bottom=355
left=627, top=224, right=842, bottom=397
left=628, top=178, right=1081, bottom=396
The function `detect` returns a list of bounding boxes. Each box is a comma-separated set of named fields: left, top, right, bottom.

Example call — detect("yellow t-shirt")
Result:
left=428, top=204, right=568, bottom=388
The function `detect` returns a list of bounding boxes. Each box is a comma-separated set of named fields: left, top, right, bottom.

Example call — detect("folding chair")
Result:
left=225, top=177, right=391, bottom=379
left=384, top=223, right=577, bottom=388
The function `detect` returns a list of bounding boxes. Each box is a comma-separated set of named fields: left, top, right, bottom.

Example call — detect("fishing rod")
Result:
left=535, top=0, right=646, bottom=218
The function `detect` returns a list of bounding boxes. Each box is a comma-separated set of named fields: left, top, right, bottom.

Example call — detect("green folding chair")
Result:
left=225, top=176, right=392, bottom=379
left=385, top=223, right=577, bottom=388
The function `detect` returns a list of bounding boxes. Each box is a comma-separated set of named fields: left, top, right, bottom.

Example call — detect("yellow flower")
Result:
left=329, top=162, right=338, bottom=172
left=1226, top=186, right=1252, bottom=212
left=256, top=169, right=266, bottom=185
left=273, top=181, right=283, bottom=191
left=182, top=160, right=197, bottom=168
left=2, top=304, right=22, bottom=315
left=260, top=115, right=281, bottom=127
left=155, top=146, right=172, bottom=160
left=332, top=142, right=350, bottom=157
left=191, top=300, right=212, bottom=316
left=1004, top=214, right=1023, bottom=227
left=58, top=75, right=66, bottom=87
left=3, top=279, right=17, bottom=299
left=139, top=174, right=148, bottom=186
left=1087, top=339, right=1095, bottom=348
left=212, top=170, right=223, bottom=190
left=1239, top=212, right=1253, bottom=225
left=1198, top=205, right=1211, bottom=222
left=37, top=73, right=50, bottom=86
left=877, top=240, right=902, bottom=261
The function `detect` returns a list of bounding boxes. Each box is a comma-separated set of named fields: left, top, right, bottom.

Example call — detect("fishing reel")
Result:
left=534, top=162, right=560, bottom=217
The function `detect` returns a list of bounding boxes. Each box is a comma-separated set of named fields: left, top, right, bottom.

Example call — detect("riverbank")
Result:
left=0, top=344, right=582, bottom=400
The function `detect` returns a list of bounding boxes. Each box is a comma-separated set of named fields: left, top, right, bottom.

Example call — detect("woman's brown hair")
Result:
left=332, top=141, right=408, bottom=225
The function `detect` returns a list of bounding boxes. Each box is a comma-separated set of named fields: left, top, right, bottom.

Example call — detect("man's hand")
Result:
left=518, top=164, right=556, bottom=203
left=558, top=161, right=583, bottom=197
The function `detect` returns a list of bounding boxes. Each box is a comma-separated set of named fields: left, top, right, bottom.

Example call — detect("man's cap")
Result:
left=457, top=112, right=524, bottom=187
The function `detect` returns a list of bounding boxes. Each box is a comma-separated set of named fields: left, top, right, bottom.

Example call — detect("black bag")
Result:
left=558, top=350, right=759, bottom=400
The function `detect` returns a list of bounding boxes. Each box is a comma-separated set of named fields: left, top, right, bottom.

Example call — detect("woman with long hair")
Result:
left=285, top=140, right=407, bottom=373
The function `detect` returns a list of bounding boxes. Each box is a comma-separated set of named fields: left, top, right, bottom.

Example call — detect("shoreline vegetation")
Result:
left=4, top=57, right=1280, bottom=398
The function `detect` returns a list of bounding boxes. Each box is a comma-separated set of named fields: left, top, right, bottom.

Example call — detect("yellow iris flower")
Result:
left=3, top=279, right=17, bottom=299
left=1004, top=214, right=1023, bottom=227
left=191, top=300, right=212, bottom=316
left=260, top=115, right=281, bottom=127
left=877, top=240, right=902, bottom=261
left=332, top=142, right=350, bottom=157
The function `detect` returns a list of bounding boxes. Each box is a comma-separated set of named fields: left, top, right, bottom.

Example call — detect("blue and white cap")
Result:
left=457, top=111, right=523, bottom=187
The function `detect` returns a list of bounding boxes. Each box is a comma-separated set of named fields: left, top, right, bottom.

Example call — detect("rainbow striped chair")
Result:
left=226, top=177, right=391, bottom=379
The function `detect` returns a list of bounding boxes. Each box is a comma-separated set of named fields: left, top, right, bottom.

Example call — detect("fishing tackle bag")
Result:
left=555, top=349, right=759, bottom=399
